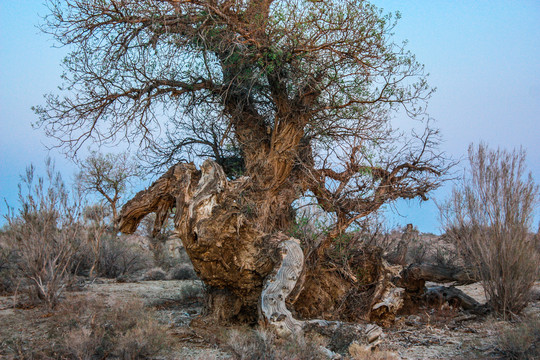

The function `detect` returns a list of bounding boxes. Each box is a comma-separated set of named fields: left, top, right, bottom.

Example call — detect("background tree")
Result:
left=76, top=151, right=142, bottom=275
left=36, top=0, right=451, bottom=330
left=76, top=151, right=141, bottom=221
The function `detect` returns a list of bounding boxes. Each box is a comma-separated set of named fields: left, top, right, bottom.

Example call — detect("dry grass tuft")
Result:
left=496, top=317, right=540, bottom=360
left=58, top=296, right=168, bottom=359
left=225, top=327, right=328, bottom=360
left=348, top=342, right=400, bottom=360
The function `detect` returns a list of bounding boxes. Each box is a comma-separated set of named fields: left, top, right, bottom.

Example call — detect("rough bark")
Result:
left=118, top=160, right=476, bottom=335
left=119, top=160, right=405, bottom=327
left=120, top=160, right=276, bottom=322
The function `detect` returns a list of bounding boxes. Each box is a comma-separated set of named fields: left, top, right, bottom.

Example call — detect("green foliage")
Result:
left=37, top=0, right=434, bottom=177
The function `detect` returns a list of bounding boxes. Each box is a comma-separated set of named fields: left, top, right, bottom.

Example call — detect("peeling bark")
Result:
left=120, top=160, right=276, bottom=321
left=260, top=233, right=384, bottom=350
left=118, top=160, right=476, bottom=336
left=260, top=235, right=304, bottom=336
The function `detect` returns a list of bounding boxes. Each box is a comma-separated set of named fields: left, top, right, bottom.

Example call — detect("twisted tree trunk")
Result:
left=118, top=160, right=404, bottom=333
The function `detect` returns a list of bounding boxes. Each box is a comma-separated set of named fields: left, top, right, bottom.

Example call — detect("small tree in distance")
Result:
left=76, top=151, right=142, bottom=276
left=76, top=151, right=141, bottom=222
left=440, top=143, right=539, bottom=318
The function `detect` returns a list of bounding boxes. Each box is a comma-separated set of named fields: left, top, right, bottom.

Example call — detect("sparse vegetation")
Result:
left=2, top=0, right=539, bottom=358
left=168, top=264, right=198, bottom=281
left=6, top=296, right=169, bottom=359
left=496, top=317, right=540, bottom=359
left=3, top=159, right=82, bottom=309
left=62, top=298, right=168, bottom=360
left=441, top=144, right=540, bottom=318
left=96, top=234, right=152, bottom=279
left=0, top=243, right=18, bottom=295
left=225, top=327, right=328, bottom=360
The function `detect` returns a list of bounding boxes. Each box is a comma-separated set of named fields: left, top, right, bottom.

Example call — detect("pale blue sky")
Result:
left=1, top=1, right=539, bottom=233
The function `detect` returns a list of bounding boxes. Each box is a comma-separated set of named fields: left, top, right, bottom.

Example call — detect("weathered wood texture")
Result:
left=261, top=236, right=305, bottom=336
left=260, top=234, right=384, bottom=350
left=119, top=160, right=480, bottom=329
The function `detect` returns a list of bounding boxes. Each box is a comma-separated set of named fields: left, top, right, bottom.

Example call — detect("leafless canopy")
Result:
left=36, top=0, right=450, bottom=234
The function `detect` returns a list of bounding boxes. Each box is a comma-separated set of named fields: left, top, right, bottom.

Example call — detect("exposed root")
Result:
left=261, top=234, right=383, bottom=350
left=261, top=236, right=304, bottom=336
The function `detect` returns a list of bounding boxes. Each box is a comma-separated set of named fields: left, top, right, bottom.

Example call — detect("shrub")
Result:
left=97, top=235, right=152, bottom=278
left=3, top=160, right=82, bottom=309
left=178, top=282, right=204, bottom=303
left=348, top=342, right=400, bottom=360
left=21, top=296, right=170, bottom=359
left=440, top=144, right=539, bottom=318
left=496, top=317, right=540, bottom=359
left=64, top=298, right=167, bottom=359
left=143, top=267, right=167, bottom=281
left=226, top=328, right=328, bottom=360
left=168, top=264, right=198, bottom=280
left=0, top=241, right=19, bottom=295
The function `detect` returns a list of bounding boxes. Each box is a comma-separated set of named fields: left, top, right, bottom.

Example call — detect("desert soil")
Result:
left=1, top=279, right=538, bottom=359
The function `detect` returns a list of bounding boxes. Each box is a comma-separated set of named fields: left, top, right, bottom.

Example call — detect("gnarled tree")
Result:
left=36, top=0, right=451, bottom=331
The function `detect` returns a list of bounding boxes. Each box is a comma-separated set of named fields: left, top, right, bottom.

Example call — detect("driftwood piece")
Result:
left=395, top=263, right=486, bottom=314
left=424, top=286, right=482, bottom=311
left=260, top=234, right=383, bottom=350
left=400, top=263, right=476, bottom=285
left=261, top=237, right=304, bottom=336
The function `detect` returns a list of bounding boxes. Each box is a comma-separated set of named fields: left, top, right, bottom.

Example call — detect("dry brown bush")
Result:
left=5, top=296, right=169, bottom=359
left=0, top=242, right=19, bottom=295
left=226, top=327, right=328, bottom=360
left=59, top=297, right=168, bottom=359
left=440, top=144, right=540, bottom=318
left=348, top=342, right=400, bottom=360
left=3, top=160, right=82, bottom=309
left=168, top=263, right=198, bottom=280
left=97, top=234, right=152, bottom=279
left=496, top=317, right=540, bottom=359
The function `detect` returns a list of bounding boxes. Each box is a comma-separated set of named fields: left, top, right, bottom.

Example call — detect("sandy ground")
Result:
left=1, top=280, right=539, bottom=359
